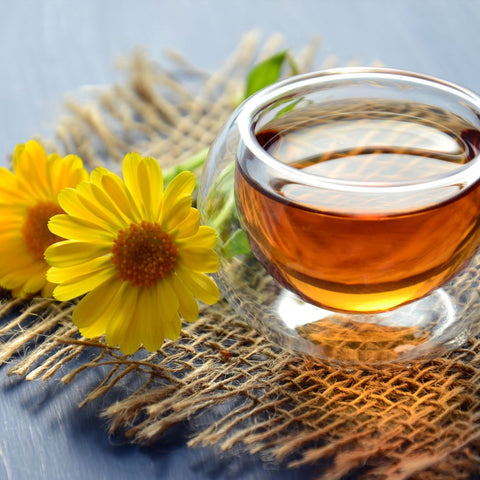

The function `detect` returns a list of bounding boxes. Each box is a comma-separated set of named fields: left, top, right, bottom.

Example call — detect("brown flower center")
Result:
left=22, top=202, right=64, bottom=260
left=111, top=221, right=178, bottom=287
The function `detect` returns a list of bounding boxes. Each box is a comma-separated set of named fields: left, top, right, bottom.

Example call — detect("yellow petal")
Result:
left=164, top=313, right=182, bottom=341
left=75, top=182, right=128, bottom=230
left=156, top=277, right=180, bottom=339
left=13, top=140, right=46, bottom=171
left=96, top=170, right=142, bottom=222
left=41, top=281, right=56, bottom=298
left=57, top=187, right=88, bottom=217
left=13, top=140, right=50, bottom=198
left=121, top=286, right=161, bottom=354
left=161, top=195, right=192, bottom=232
left=105, top=284, right=141, bottom=354
left=1, top=262, right=46, bottom=296
left=49, top=214, right=115, bottom=242
left=47, top=256, right=113, bottom=284
left=52, top=265, right=117, bottom=301
left=12, top=142, right=25, bottom=165
left=124, top=155, right=148, bottom=218
left=176, top=225, right=218, bottom=249
left=123, top=153, right=164, bottom=221
left=71, top=276, right=123, bottom=336
left=169, top=274, right=199, bottom=323
left=57, top=188, right=120, bottom=233
left=0, top=239, right=40, bottom=272
left=19, top=271, right=49, bottom=297
left=45, top=240, right=112, bottom=268
left=177, top=247, right=219, bottom=273
left=137, top=286, right=165, bottom=352
left=164, top=170, right=196, bottom=198
left=89, top=167, right=110, bottom=182
left=175, top=266, right=220, bottom=305
left=86, top=181, right=130, bottom=227
left=47, top=154, right=88, bottom=194
left=13, top=140, right=49, bottom=188
left=141, top=156, right=163, bottom=213
left=122, top=152, right=143, bottom=199
left=0, top=168, right=29, bottom=204
left=158, top=171, right=195, bottom=224
left=169, top=209, right=200, bottom=240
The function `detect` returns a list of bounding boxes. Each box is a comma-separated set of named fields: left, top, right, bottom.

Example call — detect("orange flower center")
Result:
left=111, top=221, right=178, bottom=287
left=22, top=202, right=64, bottom=260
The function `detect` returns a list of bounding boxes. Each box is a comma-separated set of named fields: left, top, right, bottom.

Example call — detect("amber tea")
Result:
left=235, top=99, right=480, bottom=313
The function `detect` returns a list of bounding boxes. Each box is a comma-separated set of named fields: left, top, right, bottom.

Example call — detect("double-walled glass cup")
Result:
left=199, top=68, right=480, bottom=364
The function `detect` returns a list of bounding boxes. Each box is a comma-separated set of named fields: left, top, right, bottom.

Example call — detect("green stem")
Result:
left=163, top=147, right=209, bottom=184
left=210, top=191, right=235, bottom=235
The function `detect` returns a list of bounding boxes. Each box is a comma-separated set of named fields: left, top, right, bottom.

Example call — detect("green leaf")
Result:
left=275, top=97, right=303, bottom=118
left=245, top=50, right=288, bottom=99
left=285, top=52, right=300, bottom=76
left=221, top=229, right=251, bottom=259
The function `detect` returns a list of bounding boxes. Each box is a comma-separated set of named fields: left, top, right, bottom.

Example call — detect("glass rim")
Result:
left=236, top=67, right=480, bottom=194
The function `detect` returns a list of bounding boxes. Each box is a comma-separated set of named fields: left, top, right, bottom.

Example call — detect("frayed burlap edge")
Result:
left=1, top=31, right=479, bottom=480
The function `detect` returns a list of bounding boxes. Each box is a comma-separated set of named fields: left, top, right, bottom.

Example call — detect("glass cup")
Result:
left=198, top=68, right=480, bottom=364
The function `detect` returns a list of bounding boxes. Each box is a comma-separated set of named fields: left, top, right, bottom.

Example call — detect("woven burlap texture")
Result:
left=1, top=32, right=479, bottom=480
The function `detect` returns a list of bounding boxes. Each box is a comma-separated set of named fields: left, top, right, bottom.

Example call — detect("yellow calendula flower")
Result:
left=45, top=152, right=220, bottom=355
left=0, top=140, right=88, bottom=297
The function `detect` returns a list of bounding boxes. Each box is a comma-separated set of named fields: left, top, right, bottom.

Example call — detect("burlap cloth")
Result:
left=2, top=33, right=480, bottom=479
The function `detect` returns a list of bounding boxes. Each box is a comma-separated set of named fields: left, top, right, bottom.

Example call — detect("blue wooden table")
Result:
left=0, top=1, right=480, bottom=478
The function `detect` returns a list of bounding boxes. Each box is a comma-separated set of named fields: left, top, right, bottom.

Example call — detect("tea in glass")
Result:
left=235, top=98, right=480, bottom=313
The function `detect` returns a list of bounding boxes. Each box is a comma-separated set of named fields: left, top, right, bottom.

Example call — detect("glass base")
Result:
left=273, top=288, right=460, bottom=363
left=216, top=255, right=480, bottom=365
